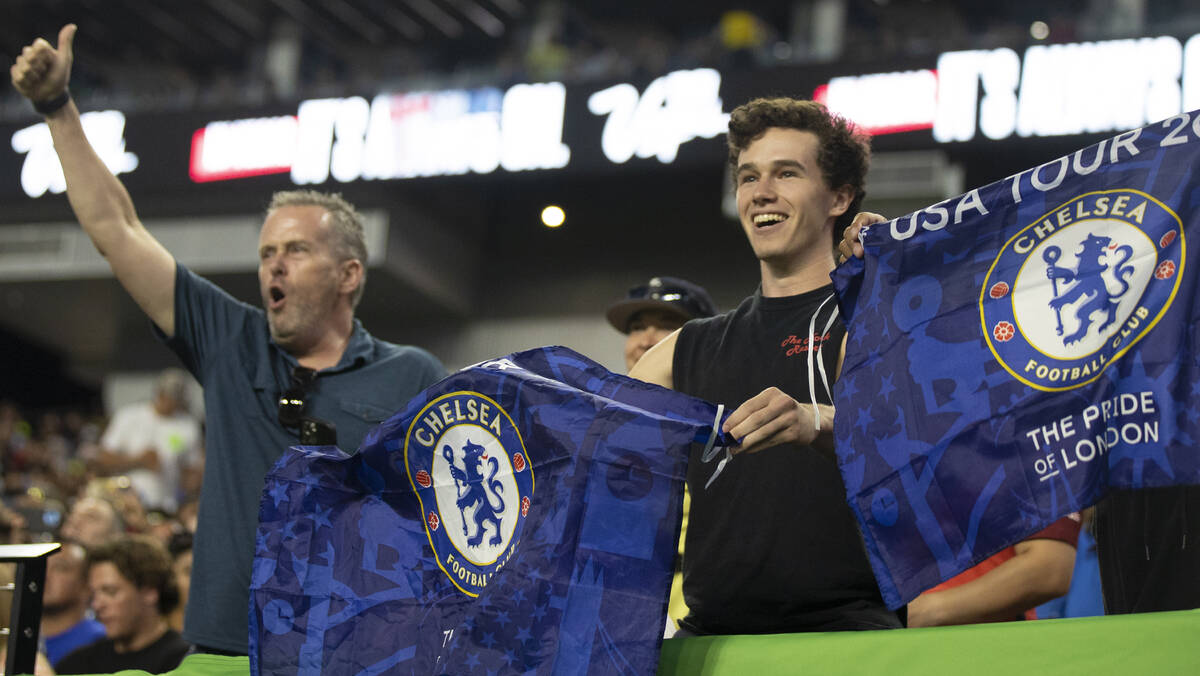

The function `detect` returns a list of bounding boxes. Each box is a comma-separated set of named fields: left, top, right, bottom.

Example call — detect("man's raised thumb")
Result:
left=58, top=24, right=77, bottom=60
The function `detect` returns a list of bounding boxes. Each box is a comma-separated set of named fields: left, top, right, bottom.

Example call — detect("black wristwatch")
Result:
left=33, top=90, right=70, bottom=115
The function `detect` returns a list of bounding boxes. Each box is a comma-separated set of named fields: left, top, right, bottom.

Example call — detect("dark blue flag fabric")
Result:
left=832, top=111, right=1200, bottom=610
left=249, top=346, right=726, bottom=675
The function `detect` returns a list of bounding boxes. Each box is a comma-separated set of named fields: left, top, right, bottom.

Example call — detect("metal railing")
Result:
left=0, top=543, right=60, bottom=676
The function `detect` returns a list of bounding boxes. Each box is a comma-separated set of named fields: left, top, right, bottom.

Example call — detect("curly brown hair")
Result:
left=727, top=98, right=870, bottom=242
left=87, top=535, right=180, bottom=616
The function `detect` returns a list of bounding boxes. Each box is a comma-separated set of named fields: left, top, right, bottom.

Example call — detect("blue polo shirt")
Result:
left=159, top=264, right=445, bottom=654
left=44, top=617, right=106, bottom=666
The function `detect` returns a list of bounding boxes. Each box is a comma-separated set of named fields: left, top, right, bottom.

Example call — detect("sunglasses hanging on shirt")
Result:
left=277, top=366, right=337, bottom=445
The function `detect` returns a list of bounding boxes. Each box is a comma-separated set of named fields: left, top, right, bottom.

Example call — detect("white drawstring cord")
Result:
left=807, top=293, right=839, bottom=431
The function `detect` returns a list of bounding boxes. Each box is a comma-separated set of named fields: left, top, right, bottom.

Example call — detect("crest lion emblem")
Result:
left=1043, top=232, right=1136, bottom=345
left=444, top=438, right=506, bottom=547
left=981, top=189, right=1183, bottom=391
left=405, top=391, right=534, bottom=596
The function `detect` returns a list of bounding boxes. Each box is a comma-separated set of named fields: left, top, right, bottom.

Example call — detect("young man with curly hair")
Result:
left=632, top=98, right=902, bottom=635
left=56, top=536, right=190, bottom=674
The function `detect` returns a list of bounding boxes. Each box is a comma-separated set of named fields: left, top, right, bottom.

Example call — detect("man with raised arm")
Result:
left=12, top=26, right=446, bottom=655
left=630, top=98, right=902, bottom=634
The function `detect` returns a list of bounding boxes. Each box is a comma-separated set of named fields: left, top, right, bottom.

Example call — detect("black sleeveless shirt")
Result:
left=673, top=285, right=899, bottom=634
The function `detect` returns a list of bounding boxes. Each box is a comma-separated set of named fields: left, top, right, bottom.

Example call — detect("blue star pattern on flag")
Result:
left=832, top=110, right=1200, bottom=609
left=250, top=346, right=728, bottom=674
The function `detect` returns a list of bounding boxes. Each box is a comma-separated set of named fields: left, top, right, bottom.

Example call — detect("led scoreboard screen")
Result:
left=4, top=33, right=1199, bottom=203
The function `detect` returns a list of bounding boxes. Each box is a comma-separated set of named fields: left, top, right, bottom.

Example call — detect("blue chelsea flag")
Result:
left=832, top=111, right=1200, bottom=609
left=249, top=346, right=726, bottom=675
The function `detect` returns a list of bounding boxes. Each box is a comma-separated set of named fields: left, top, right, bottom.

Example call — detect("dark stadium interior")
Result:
left=3, top=0, right=1200, bottom=407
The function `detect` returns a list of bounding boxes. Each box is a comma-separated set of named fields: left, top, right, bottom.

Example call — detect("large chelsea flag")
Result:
left=249, top=346, right=725, bottom=675
left=832, top=111, right=1200, bottom=609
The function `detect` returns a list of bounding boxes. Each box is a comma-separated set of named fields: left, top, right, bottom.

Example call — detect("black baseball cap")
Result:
left=606, top=276, right=717, bottom=334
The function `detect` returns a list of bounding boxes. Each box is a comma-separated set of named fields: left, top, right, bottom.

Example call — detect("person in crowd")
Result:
left=0, top=503, right=28, bottom=544
left=60, top=495, right=122, bottom=548
left=166, top=531, right=193, bottom=633
left=630, top=97, right=903, bottom=634
left=606, top=276, right=717, bottom=372
left=607, top=275, right=716, bottom=635
left=11, top=25, right=446, bottom=656
left=176, top=500, right=199, bottom=534
left=93, top=368, right=202, bottom=513
left=907, top=516, right=1080, bottom=625
left=144, top=510, right=184, bottom=547
left=40, top=542, right=107, bottom=667
left=0, top=646, right=53, bottom=676
left=34, top=411, right=72, bottom=481
left=1093, top=485, right=1200, bottom=612
left=55, top=535, right=190, bottom=674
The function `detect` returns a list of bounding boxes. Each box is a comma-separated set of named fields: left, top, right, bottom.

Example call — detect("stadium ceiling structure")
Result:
left=4, top=0, right=528, bottom=75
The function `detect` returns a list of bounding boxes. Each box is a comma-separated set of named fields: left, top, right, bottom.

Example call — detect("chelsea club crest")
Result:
left=404, top=391, right=534, bottom=596
left=981, top=189, right=1184, bottom=391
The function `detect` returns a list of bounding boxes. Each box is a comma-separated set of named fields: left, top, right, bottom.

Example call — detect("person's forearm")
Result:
left=44, top=99, right=143, bottom=255
left=42, top=98, right=176, bottom=332
left=909, top=572, right=1039, bottom=626
left=93, top=449, right=135, bottom=474
left=908, top=541, right=1075, bottom=626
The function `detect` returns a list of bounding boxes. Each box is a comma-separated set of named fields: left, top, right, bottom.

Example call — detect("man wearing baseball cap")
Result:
left=608, top=275, right=716, bottom=636
left=607, top=276, right=717, bottom=372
